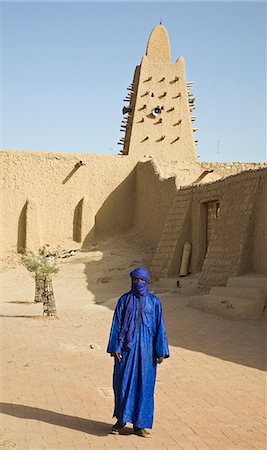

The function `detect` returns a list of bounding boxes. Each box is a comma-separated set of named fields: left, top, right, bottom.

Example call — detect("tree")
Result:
left=19, top=251, right=59, bottom=317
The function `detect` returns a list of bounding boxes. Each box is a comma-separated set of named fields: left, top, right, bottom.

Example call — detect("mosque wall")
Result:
left=133, top=161, right=177, bottom=247
left=131, top=159, right=265, bottom=249
left=195, top=169, right=265, bottom=290
left=1, top=148, right=266, bottom=264
left=191, top=168, right=267, bottom=279
left=0, top=149, right=193, bottom=258
left=0, top=150, right=138, bottom=257
left=0, top=150, right=190, bottom=258
left=151, top=168, right=267, bottom=285
left=252, top=172, right=267, bottom=272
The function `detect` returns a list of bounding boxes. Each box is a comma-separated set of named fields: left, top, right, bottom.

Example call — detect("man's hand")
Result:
left=157, top=356, right=164, bottom=364
left=113, top=352, right=122, bottom=362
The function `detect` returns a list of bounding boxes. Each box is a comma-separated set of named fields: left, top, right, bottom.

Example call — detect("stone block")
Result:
left=189, top=294, right=265, bottom=320
left=210, top=286, right=264, bottom=302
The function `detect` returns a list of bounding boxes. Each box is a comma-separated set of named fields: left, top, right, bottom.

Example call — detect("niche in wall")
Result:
left=196, top=199, right=220, bottom=271
left=206, top=201, right=220, bottom=251
left=17, top=201, right=28, bottom=253
left=73, top=198, right=84, bottom=243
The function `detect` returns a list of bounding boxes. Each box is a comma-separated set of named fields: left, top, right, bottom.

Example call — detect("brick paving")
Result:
left=0, top=257, right=266, bottom=449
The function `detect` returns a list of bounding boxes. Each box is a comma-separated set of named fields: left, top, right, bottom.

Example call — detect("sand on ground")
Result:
left=0, top=231, right=266, bottom=449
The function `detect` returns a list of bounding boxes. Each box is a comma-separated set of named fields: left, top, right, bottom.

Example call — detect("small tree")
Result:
left=20, top=252, right=44, bottom=303
left=19, top=251, right=59, bottom=317
left=39, top=256, right=59, bottom=317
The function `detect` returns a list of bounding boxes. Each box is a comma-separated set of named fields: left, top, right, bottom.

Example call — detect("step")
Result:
left=150, top=287, right=171, bottom=295
left=158, top=275, right=199, bottom=290
left=158, top=278, right=179, bottom=289
left=171, top=287, right=199, bottom=296
left=177, top=276, right=200, bottom=289
left=189, top=294, right=265, bottom=320
left=210, top=286, right=264, bottom=301
left=227, top=275, right=267, bottom=296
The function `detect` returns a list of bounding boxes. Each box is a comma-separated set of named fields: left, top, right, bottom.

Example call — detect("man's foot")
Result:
left=133, top=426, right=151, bottom=438
left=111, top=420, right=125, bottom=434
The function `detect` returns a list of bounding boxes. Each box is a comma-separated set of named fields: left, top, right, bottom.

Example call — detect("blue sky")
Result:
left=1, top=1, right=266, bottom=162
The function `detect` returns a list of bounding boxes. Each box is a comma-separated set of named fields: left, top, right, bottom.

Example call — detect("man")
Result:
left=107, top=267, right=169, bottom=438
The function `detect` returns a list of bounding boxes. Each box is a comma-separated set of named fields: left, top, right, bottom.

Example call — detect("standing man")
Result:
left=107, top=267, right=169, bottom=438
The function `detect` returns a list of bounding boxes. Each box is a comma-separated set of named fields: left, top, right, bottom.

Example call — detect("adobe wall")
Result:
left=189, top=168, right=267, bottom=277
left=252, top=171, right=267, bottom=272
left=150, top=159, right=267, bottom=185
left=0, top=150, right=138, bottom=257
left=0, top=150, right=193, bottom=258
left=197, top=162, right=267, bottom=182
left=135, top=160, right=267, bottom=255
left=1, top=148, right=266, bottom=266
left=150, top=187, right=192, bottom=278
left=151, top=168, right=267, bottom=283
left=133, top=161, right=177, bottom=247
left=196, top=169, right=267, bottom=289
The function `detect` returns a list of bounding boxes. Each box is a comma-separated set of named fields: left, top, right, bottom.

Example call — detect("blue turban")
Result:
left=130, top=267, right=150, bottom=282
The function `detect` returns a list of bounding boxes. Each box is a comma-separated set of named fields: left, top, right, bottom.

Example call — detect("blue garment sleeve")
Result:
left=154, top=298, right=170, bottom=359
left=107, top=296, right=125, bottom=354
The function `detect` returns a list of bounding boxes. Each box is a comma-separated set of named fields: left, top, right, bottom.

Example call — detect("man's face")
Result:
left=132, top=278, right=146, bottom=283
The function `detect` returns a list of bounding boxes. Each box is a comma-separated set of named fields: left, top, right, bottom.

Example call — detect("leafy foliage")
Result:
left=19, top=251, right=60, bottom=277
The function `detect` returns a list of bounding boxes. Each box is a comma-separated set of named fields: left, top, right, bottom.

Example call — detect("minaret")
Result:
left=118, top=24, right=198, bottom=163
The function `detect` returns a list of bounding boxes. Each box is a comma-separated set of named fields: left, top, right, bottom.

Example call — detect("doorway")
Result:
left=206, top=201, right=220, bottom=251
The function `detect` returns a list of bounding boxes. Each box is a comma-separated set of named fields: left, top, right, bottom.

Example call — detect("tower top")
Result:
left=119, top=24, right=197, bottom=163
left=146, top=23, right=171, bottom=62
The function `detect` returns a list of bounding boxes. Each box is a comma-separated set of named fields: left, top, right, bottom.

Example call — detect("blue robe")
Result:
left=107, top=292, right=169, bottom=429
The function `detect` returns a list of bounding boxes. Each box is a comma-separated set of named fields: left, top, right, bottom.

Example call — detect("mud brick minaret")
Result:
left=118, top=23, right=198, bottom=162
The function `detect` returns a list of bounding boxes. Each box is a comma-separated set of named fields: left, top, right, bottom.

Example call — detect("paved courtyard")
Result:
left=1, top=244, right=266, bottom=449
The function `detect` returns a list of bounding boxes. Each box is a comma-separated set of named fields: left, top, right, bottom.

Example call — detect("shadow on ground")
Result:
left=161, top=294, right=267, bottom=371
left=0, top=403, right=134, bottom=437
left=82, top=232, right=267, bottom=372
left=82, top=229, right=155, bottom=305
left=3, top=229, right=266, bottom=372
left=0, top=315, right=41, bottom=318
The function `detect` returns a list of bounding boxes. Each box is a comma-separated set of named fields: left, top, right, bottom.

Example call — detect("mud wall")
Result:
left=0, top=151, right=137, bottom=256
left=133, top=161, right=177, bottom=247
left=151, top=168, right=267, bottom=282
left=252, top=171, right=267, bottom=272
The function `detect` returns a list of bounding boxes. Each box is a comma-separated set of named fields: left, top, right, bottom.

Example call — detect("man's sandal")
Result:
left=133, top=426, right=151, bottom=438
left=111, top=420, right=125, bottom=434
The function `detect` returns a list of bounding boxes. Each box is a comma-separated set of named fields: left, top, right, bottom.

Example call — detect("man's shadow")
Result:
left=0, top=403, right=133, bottom=436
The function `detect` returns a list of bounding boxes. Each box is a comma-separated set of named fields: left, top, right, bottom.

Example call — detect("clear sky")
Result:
left=1, top=1, right=266, bottom=162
